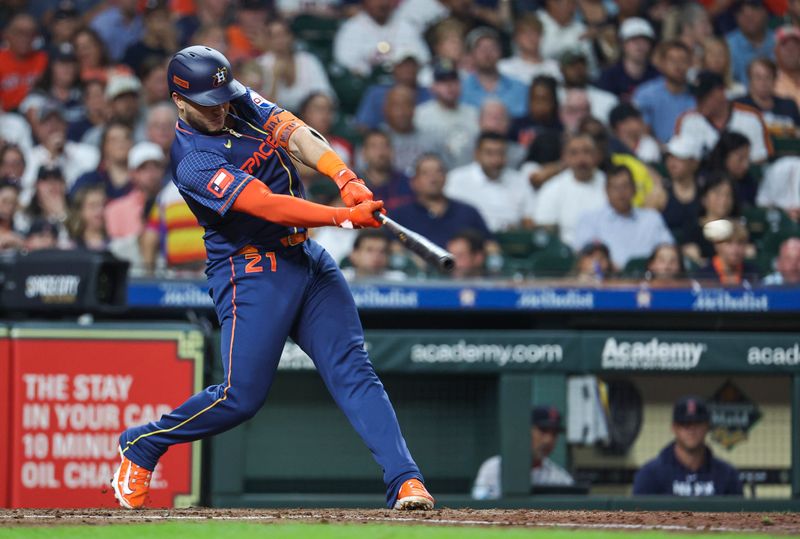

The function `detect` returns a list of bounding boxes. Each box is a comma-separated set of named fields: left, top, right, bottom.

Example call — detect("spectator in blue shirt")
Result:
left=725, top=0, right=775, bottom=87
left=633, top=396, right=742, bottom=497
left=596, top=17, right=660, bottom=102
left=391, top=153, right=492, bottom=249
left=89, top=0, right=144, bottom=63
left=633, top=40, right=696, bottom=143
left=461, top=26, right=528, bottom=118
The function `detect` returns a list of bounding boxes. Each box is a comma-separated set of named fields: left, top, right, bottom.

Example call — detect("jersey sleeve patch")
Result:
left=206, top=168, right=235, bottom=198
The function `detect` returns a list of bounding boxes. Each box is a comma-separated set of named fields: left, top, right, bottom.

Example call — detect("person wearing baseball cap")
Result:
left=633, top=396, right=742, bottom=496
left=774, top=25, right=800, bottom=109
left=597, top=18, right=660, bottom=100
left=659, top=134, right=702, bottom=232
left=472, top=405, right=573, bottom=499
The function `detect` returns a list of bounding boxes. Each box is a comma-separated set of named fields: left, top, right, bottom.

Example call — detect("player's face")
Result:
left=531, top=426, right=558, bottom=461
left=176, top=94, right=230, bottom=133
left=672, top=422, right=709, bottom=453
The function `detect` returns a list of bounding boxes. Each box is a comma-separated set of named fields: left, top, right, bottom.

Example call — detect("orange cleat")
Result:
left=112, top=448, right=152, bottom=509
left=393, top=478, right=435, bottom=510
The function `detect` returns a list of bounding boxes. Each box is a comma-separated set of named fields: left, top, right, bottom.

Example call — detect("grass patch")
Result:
left=0, top=522, right=780, bottom=539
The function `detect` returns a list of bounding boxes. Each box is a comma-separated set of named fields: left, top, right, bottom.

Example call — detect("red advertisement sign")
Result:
left=9, top=328, right=203, bottom=508
left=0, top=329, right=10, bottom=508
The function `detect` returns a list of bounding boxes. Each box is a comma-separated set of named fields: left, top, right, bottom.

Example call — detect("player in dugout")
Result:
left=633, top=396, right=742, bottom=496
left=111, top=46, right=434, bottom=511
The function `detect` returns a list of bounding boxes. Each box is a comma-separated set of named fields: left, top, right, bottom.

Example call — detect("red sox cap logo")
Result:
left=211, top=67, right=228, bottom=88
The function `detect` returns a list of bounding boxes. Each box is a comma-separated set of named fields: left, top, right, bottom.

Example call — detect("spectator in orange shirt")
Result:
left=227, top=0, right=270, bottom=63
left=0, top=14, right=48, bottom=111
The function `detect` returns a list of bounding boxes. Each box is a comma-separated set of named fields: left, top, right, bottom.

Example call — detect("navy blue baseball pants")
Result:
left=119, top=239, right=422, bottom=506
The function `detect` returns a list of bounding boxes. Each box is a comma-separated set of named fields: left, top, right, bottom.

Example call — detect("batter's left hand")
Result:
left=337, top=170, right=374, bottom=207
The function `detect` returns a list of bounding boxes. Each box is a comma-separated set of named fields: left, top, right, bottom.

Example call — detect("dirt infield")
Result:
left=2, top=508, right=800, bottom=534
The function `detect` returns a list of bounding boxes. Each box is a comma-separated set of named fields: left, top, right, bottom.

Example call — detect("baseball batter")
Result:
left=112, top=46, right=434, bottom=511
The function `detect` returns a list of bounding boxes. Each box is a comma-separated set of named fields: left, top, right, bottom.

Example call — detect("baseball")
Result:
left=703, top=219, right=734, bottom=242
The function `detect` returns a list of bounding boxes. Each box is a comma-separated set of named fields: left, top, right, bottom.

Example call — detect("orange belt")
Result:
left=236, top=232, right=308, bottom=255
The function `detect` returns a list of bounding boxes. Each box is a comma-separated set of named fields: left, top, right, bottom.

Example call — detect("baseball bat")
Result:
left=374, top=211, right=455, bottom=273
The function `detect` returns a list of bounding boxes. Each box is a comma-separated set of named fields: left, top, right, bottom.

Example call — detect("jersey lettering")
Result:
left=241, top=140, right=276, bottom=175
left=206, top=168, right=234, bottom=198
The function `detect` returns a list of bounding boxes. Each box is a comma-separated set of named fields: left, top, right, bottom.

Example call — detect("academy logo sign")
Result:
left=747, top=344, right=800, bottom=366
left=601, top=338, right=706, bottom=370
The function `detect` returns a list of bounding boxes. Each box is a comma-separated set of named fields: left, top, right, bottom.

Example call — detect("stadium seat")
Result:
left=529, top=241, right=575, bottom=278
left=622, top=257, right=649, bottom=278
left=290, top=14, right=340, bottom=65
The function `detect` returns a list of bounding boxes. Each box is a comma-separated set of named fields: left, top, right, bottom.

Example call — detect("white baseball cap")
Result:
left=106, top=74, right=142, bottom=100
left=666, top=134, right=702, bottom=161
left=128, top=141, right=164, bottom=170
left=619, top=17, right=655, bottom=42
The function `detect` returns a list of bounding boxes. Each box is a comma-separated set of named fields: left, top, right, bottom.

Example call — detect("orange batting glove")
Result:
left=335, top=169, right=374, bottom=207
left=333, top=200, right=385, bottom=229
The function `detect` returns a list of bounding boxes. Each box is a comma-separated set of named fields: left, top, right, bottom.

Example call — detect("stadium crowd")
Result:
left=3, top=0, right=800, bottom=285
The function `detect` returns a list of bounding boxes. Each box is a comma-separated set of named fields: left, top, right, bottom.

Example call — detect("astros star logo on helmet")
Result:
left=212, top=67, right=228, bottom=88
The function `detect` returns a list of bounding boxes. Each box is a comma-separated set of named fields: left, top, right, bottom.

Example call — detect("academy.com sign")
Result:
left=601, top=338, right=706, bottom=370
left=411, top=340, right=563, bottom=367
left=747, top=344, right=800, bottom=366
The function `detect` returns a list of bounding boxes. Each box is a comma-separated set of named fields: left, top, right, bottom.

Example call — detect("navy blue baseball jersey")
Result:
left=633, top=442, right=743, bottom=496
left=170, top=88, right=307, bottom=261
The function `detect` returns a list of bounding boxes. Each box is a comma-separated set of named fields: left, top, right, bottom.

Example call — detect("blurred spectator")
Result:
left=393, top=153, right=491, bottom=249
left=25, top=218, right=59, bottom=251
left=70, top=121, right=133, bottom=201
left=658, top=134, right=702, bottom=233
left=498, top=14, right=561, bottom=85
left=105, top=73, right=143, bottom=132
left=694, top=219, right=759, bottom=286
left=276, top=0, right=341, bottom=19
left=774, top=25, right=800, bottom=109
left=144, top=101, right=177, bottom=158
left=445, top=132, right=536, bottom=232
left=300, top=93, right=353, bottom=168
left=682, top=173, right=739, bottom=265
left=573, top=241, right=613, bottom=283
left=333, top=0, right=429, bottom=77
left=510, top=75, right=561, bottom=151
left=177, top=1, right=233, bottom=49
left=559, top=88, right=592, bottom=135
left=737, top=58, right=800, bottom=137
left=461, top=27, right=528, bottom=118
left=257, top=18, right=334, bottom=114
left=72, top=27, right=112, bottom=82
left=701, top=37, right=745, bottom=99
left=47, top=1, right=82, bottom=53
left=633, top=40, right=695, bottom=143
left=355, top=50, right=430, bottom=131
left=424, top=19, right=469, bottom=77
left=414, top=60, right=478, bottom=168
left=121, top=0, right=176, bottom=76
left=139, top=58, right=170, bottom=112
left=645, top=243, right=687, bottom=285
left=596, top=18, right=659, bottom=101
left=0, top=14, right=48, bottom=112
left=478, top=99, right=526, bottom=167
left=472, top=405, right=573, bottom=500
left=608, top=103, right=661, bottom=164
left=24, top=43, right=83, bottom=125
left=573, top=165, right=673, bottom=268
left=381, top=85, right=441, bottom=176
left=0, top=111, right=33, bottom=152
left=341, top=229, right=406, bottom=281
left=757, top=157, right=800, bottom=220
left=764, top=237, right=800, bottom=285
left=538, top=0, right=591, bottom=68
left=0, top=179, right=23, bottom=251
left=447, top=229, right=487, bottom=279
left=534, top=133, right=607, bottom=246
left=675, top=71, right=771, bottom=163
left=633, top=396, right=742, bottom=496
left=676, top=3, right=714, bottom=74
left=21, top=102, right=100, bottom=205
left=725, top=0, right=775, bottom=87
left=67, top=78, right=107, bottom=142
left=393, top=0, right=449, bottom=33
left=66, top=184, right=108, bottom=250
left=89, top=0, right=144, bottom=62
left=140, top=180, right=206, bottom=275
left=356, top=129, right=413, bottom=210
left=704, top=131, right=757, bottom=208
left=104, top=141, right=164, bottom=239
left=559, top=48, right=619, bottom=125
left=21, top=165, right=69, bottom=246
left=226, top=0, right=270, bottom=62
left=0, top=145, right=26, bottom=183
